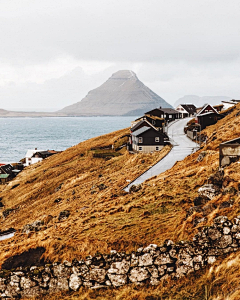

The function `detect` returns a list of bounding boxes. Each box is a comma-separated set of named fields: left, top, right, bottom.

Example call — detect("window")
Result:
left=152, top=120, right=155, bottom=125
left=155, top=137, right=159, bottom=142
left=138, top=137, right=143, bottom=143
left=156, top=147, right=159, bottom=151
left=139, top=146, right=142, bottom=151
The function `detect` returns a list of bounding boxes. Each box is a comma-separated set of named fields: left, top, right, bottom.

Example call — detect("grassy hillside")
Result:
left=1, top=104, right=240, bottom=299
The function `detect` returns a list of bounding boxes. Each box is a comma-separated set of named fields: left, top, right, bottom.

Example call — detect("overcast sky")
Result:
left=0, top=0, right=240, bottom=111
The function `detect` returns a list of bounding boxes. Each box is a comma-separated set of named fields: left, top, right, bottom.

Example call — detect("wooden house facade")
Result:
left=196, top=104, right=223, bottom=130
left=131, top=126, right=169, bottom=153
left=175, top=104, right=196, bottom=118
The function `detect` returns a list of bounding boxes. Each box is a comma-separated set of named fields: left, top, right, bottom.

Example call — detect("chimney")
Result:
left=35, top=148, right=37, bottom=150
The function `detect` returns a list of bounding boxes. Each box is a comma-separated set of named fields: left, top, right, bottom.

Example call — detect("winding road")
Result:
left=124, top=118, right=198, bottom=192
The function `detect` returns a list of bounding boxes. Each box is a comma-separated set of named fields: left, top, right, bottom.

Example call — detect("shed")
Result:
left=219, top=137, right=240, bottom=167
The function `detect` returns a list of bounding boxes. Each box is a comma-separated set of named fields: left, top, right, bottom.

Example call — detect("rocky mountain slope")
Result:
left=58, top=70, right=172, bottom=116
left=174, top=95, right=232, bottom=108
left=0, top=104, right=240, bottom=299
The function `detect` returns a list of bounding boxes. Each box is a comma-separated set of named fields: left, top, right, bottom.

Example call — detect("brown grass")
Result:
left=1, top=103, right=240, bottom=298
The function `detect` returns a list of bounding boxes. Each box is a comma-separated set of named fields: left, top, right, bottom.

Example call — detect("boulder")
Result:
left=198, top=184, right=220, bottom=200
left=129, top=267, right=149, bottom=282
left=108, top=274, right=127, bottom=286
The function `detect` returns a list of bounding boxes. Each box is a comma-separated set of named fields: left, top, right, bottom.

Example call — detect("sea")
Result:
left=0, top=116, right=137, bottom=163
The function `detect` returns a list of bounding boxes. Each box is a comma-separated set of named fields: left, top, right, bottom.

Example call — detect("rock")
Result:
left=58, top=210, right=70, bottom=221
left=197, top=151, right=207, bottom=162
left=208, top=170, right=224, bottom=186
left=129, top=184, right=142, bottom=193
left=49, top=277, right=69, bottom=292
left=98, top=183, right=107, bottom=191
left=108, top=259, right=130, bottom=275
left=215, top=235, right=232, bottom=248
left=187, top=206, right=202, bottom=216
left=158, top=265, right=167, bottom=276
left=198, top=184, right=220, bottom=200
left=221, top=156, right=230, bottom=167
left=21, top=286, right=42, bottom=298
left=223, top=186, right=237, bottom=195
left=138, top=253, right=153, bottom=267
left=207, top=256, right=216, bottom=264
left=147, top=266, right=158, bottom=278
left=150, top=277, right=160, bottom=285
left=53, top=263, right=71, bottom=278
left=154, top=253, right=175, bottom=265
left=20, top=277, right=36, bottom=289
left=193, top=217, right=206, bottom=227
left=214, top=216, right=229, bottom=224
left=108, top=274, right=127, bottom=286
left=89, top=268, right=107, bottom=283
left=193, top=196, right=210, bottom=206
left=223, top=227, right=231, bottom=235
left=69, top=274, right=82, bottom=291
left=129, top=267, right=149, bottom=282
left=143, top=244, right=158, bottom=253
left=208, top=228, right=222, bottom=240
left=202, top=204, right=216, bottom=216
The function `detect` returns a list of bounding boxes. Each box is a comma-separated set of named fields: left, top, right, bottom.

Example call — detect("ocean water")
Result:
left=0, top=116, right=136, bottom=162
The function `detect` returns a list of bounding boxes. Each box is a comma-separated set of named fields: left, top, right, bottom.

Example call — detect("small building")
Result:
left=25, top=149, right=60, bottom=166
left=221, top=99, right=240, bottom=110
left=175, top=104, right=196, bottom=118
left=131, top=126, right=169, bottom=153
left=0, top=174, right=10, bottom=184
left=144, top=107, right=180, bottom=122
left=196, top=112, right=224, bottom=130
left=195, top=104, right=224, bottom=130
left=219, top=137, right=240, bottom=167
left=131, top=116, right=164, bottom=132
left=213, top=104, right=224, bottom=113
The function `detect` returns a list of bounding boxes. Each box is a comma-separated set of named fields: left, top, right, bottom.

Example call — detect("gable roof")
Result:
left=0, top=164, right=14, bottom=174
left=180, top=104, right=196, bottom=114
left=131, top=126, right=152, bottom=137
left=197, top=103, right=218, bottom=116
left=145, top=107, right=179, bottom=116
left=131, top=119, right=154, bottom=132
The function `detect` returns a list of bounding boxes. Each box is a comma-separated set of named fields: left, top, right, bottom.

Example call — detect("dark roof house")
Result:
left=176, top=104, right=196, bottom=117
left=131, top=126, right=169, bottom=153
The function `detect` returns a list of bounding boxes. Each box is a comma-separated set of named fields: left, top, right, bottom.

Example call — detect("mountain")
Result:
left=174, top=95, right=232, bottom=108
left=58, top=70, right=172, bottom=116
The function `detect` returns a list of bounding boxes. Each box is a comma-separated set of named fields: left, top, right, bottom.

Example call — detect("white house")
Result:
left=24, top=148, right=44, bottom=166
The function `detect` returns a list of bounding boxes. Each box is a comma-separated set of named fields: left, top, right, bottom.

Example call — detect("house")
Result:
left=131, top=115, right=165, bottom=132
left=195, top=104, right=224, bottom=130
left=219, top=137, right=240, bottom=167
left=24, top=148, right=60, bottom=166
left=175, top=104, right=196, bottom=118
left=213, top=104, right=224, bottom=113
left=0, top=164, right=20, bottom=183
left=131, top=126, right=169, bottom=153
left=144, top=107, right=181, bottom=122
left=221, top=99, right=240, bottom=110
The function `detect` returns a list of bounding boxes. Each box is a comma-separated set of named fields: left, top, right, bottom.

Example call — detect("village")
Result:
left=1, top=98, right=240, bottom=186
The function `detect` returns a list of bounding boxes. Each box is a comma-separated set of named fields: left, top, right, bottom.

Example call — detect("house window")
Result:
left=138, top=137, right=143, bottom=143
left=169, top=115, right=172, bottom=118
left=139, top=146, right=142, bottom=151
left=155, top=137, right=159, bottom=142
left=156, top=147, right=159, bottom=150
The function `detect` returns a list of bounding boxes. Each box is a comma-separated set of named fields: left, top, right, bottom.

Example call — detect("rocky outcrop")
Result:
left=1, top=215, right=240, bottom=298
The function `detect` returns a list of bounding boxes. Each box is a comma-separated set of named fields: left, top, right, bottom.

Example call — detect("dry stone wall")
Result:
left=1, top=215, right=240, bottom=298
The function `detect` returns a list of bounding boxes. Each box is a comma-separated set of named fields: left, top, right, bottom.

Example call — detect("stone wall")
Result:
left=1, top=215, right=240, bottom=298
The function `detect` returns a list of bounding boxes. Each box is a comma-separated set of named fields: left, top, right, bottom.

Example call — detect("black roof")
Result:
left=0, top=164, right=14, bottom=175
left=145, top=107, right=179, bottom=115
left=131, top=120, right=152, bottom=132
left=181, top=104, right=196, bottom=114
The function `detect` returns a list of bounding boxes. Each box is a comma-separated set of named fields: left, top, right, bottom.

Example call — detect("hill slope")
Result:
left=0, top=104, right=240, bottom=299
left=58, top=70, right=172, bottom=116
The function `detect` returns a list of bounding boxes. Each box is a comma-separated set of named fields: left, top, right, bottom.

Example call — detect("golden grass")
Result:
left=1, top=104, right=240, bottom=298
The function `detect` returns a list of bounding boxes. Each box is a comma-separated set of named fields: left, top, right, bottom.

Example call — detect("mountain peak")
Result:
left=59, top=70, right=172, bottom=116
left=111, top=70, right=137, bottom=79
